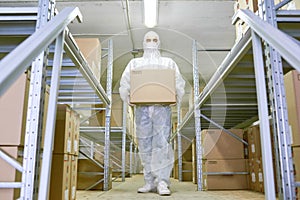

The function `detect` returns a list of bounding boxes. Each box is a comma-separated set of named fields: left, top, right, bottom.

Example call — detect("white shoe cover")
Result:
left=157, top=181, right=171, bottom=196
left=137, top=184, right=156, bottom=193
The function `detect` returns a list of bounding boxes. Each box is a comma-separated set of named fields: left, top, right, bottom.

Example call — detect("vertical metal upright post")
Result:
left=20, top=0, right=55, bottom=199
left=38, top=30, right=65, bottom=200
left=134, top=146, right=138, bottom=174
left=193, top=40, right=202, bottom=191
left=258, top=1, right=296, bottom=199
left=121, top=102, right=127, bottom=181
left=177, top=104, right=183, bottom=181
left=129, top=141, right=133, bottom=177
left=104, top=39, right=113, bottom=191
left=251, top=30, right=276, bottom=200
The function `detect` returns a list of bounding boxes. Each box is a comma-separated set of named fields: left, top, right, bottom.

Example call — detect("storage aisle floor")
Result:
left=77, top=174, right=266, bottom=200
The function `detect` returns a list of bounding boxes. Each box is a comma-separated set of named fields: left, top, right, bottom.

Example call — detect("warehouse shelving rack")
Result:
left=0, top=1, right=117, bottom=199
left=173, top=1, right=300, bottom=199
left=79, top=100, right=135, bottom=183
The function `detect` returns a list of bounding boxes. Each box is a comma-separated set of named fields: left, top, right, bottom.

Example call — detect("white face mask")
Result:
left=143, top=31, right=160, bottom=50
left=142, top=31, right=161, bottom=60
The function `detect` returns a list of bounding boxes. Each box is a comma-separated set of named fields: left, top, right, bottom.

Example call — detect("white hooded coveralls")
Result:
left=119, top=31, right=185, bottom=187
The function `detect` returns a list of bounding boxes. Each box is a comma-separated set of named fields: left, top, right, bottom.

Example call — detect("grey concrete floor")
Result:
left=77, top=174, right=266, bottom=200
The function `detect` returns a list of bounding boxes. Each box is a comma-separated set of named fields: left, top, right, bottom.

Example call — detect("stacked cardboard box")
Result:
left=292, top=146, right=300, bottom=199
left=77, top=158, right=112, bottom=190
left=234, top=0, right=259, bottom=13
left=284, top=70, right=300, bottom=147
left=192, top=129, right=248, bottom=190
left=50, top=154, right=71, bottom=200
left=173, top=136, right=193, bottom=181
left=234, top=0, right=300, bottom=43
left=202, top=159, right=248, bottom=190
left=93, top=143, right=131, bottom=178
left=74, top=38, right=102, bottom=82
left=89, top=94, right=124, bottom=127
left=77, top=141, right=115, bottom=190
left=0, top=73, right=29, bottom=147
left=0, top=72, right=50, bottom=147
left=234, top=0, right=258, bottom=42
left=111, top=94, right=124, bottom=127
left=110, top=150, right=132, bottom=178
left=0, top=72, right=49, bottom=199
left=50, top=104, right=80, bottom=200
left=246, top=125, right=264, bottom=193
left=174, top=161, right=193, bottom=181
left=246, top=124, right=280, bottom=194
left=284, top=69, right=300, bottom=198
left=88, top=104, right=106, bottom=127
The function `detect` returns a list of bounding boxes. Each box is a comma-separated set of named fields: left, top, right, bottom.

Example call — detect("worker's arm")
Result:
left=119, top=59, right=133, bottom=104
left=173, top=60, right=185, bottom=104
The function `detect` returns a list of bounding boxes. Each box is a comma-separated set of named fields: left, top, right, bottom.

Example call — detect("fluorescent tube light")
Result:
left=143, top=0, right=158, bottom=28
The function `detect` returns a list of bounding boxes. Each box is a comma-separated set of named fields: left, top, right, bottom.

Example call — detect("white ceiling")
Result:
left=56, top=0, right=237, bottom=103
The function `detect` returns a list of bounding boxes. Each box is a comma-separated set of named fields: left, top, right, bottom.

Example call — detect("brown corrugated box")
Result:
left=201, top=129, right=244, bottom=159
left=0, top=72, right=49, bottom=147
left=53, top=104, right=73, bottom=154
left=77, top=158, right=112, bottom=190
left=245, top=124, right=279, bottom=194
left=292, top=146, right=300, bottom=182
left=284, top=70, right=300, bottom=146
left=0, top=74, right=27, bottom=146
left=111, top=94, right=124, bottom=127
left=174, top=161, right=193, bottom=181
left=50, top=154, right=71, bottom=200
left=89, top=104, right=106, bottom=127
left=202, top=159, right=249, bottom=190
left=234, top=0, right=258, bottom=13
left=295, top=146, right=300, bottom=199
left=174, top=136, right=193, bottom=163
left=234, top=0, right=257, bottom=42
left=248, top=158, right=264, bottom=193
left=93, top=143, right=105, bottom=164
left=174, top=148, right=192, bottom=163
left=70, top=155, right=78, bottom=200
left=130, top=69, right=176, bottom=105
left=71, top=110, right=80, bottom=155
left=247, top=125, right=262, bottom=159
left=74, top=38, right=102, bottom=82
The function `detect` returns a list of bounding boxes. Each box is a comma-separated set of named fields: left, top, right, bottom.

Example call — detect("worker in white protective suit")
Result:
left=119, top=31, right=185, bottom=196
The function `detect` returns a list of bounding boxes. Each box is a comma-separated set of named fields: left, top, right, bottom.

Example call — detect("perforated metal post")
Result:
left=193, top=40, right=202, bottom=191
left=134, top=145, right=138, bottom=174
left=104, top=39, right=113, bottom=191
left=20, top=1, right=55, bottom=199
left=129, top=141, right=133, bottom=176
left=259, top=1, right=296, bottom=199
left=177, top=104, right=183, bottom=181
left=121, top=102, right=127, bottom=181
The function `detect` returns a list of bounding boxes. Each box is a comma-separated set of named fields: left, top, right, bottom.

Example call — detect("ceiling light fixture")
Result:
left=143, top=0, right=158, bottom=28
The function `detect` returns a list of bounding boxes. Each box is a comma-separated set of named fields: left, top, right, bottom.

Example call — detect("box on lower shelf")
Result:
left=77, top=158, right=112, bottom=191
left=202, top=159, right=249, bottom=190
